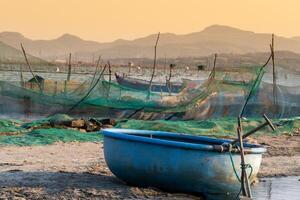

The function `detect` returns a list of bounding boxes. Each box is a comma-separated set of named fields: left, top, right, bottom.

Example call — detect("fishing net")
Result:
left=0, top=115, right=299, bottom=146
left=0, top=66, right=263, bottom=115
left=0, top=119, right=25, bottom=133
left=1, top=41, right=299, bottom=148
left=0, top=48, right=299, bottom=119
left=0, top=114, right=103, bottom=146
left=116, top=117, right=300, bottom=137
left=0, top=128, right=103, bottom=146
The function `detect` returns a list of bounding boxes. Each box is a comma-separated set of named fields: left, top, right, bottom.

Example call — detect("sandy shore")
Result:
left=0, top=134, right=299, bottom=199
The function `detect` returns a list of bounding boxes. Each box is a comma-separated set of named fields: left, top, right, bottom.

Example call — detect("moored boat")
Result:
left=101, top=128, right=266, bottom=200
left=115, top=73, right=183, bottom=93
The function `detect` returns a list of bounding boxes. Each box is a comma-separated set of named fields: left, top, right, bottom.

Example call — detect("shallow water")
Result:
left=1, top=70, right=300, bottom=87
left=252, top=176, right=300, bottom=200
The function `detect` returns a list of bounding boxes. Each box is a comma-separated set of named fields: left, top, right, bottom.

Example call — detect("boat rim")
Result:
left=101, top=128, right=266, bottom=154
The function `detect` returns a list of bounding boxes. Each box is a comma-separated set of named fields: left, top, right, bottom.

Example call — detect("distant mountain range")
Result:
left=1, top=25, right=300, bottom=61
left=0, top=41, right=49, bottom=65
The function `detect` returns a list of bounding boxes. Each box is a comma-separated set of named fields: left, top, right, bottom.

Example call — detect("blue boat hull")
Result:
left=102, top=129, right=266, bottom=200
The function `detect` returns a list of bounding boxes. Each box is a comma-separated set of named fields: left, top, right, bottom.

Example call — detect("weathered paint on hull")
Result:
left=102, top=129, right=265, bottom=200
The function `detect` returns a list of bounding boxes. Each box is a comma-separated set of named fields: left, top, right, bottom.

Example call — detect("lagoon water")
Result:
left=252, top=176, right=300, bottom=200
left=1, top=69, right=300, bottom=87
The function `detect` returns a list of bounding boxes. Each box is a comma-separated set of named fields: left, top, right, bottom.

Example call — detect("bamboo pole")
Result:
left=66, top=64, right=107, bottom=114
left=108, top=61, right=112, bottom=83
left=128, top=61, right=132, bottom=74
left=237, top=117, right=252, bottom=198
left=20, top=65, right=24, bottom=87
left=164, top=54, right=167, bottom=74
left=107, top=61, right=112, bottom=98
left=167, top=63, right=175, bottom=95
left=54, top=81, right=58, bottom=96
left=67, top=53, right=72, bottom=81
left=208, top=53, right=217, bottom=79
left=239, top=52, right=272, bottom=117
left=270, top=34, right=277, bottom=109
left=20, top=43, right=42, bottom=91
left=90, top=56, right=101, bottom=85
left=148, top=32, right=160, bottom=94
left=167, top=64, right=175, bottom=82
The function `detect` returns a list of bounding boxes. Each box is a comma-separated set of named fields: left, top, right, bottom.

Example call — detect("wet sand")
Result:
left=0, top=134, right=299, bottom=199
left=256, top=134, right=300, bottom=177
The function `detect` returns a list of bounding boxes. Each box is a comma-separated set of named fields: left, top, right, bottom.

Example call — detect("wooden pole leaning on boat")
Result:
left=213, top=114, right=276, bottom=153
left=231, top=114, right=276, bottom=146
left=237, top=117, right=252, bottom=199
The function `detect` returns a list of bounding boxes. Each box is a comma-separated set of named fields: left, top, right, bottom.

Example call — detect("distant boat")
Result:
left=102, top=128, right=266, bottom=200
left=115, top=73, right=183, bottom=93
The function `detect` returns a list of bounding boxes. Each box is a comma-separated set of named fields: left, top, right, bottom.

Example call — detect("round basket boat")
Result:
left=101, top=128, right=266, bottom=200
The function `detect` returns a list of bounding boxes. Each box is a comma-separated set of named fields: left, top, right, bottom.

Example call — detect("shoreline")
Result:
left=0, top=134, right=299, bottom=199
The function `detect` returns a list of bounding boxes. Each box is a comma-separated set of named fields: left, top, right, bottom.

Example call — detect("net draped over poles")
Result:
left=1, top=63, right=299, bottom=119
left=0, top=44, right=299, bottom=120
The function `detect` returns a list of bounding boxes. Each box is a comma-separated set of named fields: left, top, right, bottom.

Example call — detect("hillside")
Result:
left=1, top=25, right=300, bottom=61
left=0, top=32, right=103, bottom=60
left=0, top=41, right=49, bottom=65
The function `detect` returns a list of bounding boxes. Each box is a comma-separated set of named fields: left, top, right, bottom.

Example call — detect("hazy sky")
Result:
left=0, top=0, right=299, bottom=42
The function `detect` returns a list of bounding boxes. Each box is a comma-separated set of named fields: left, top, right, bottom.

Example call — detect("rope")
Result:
left=240, top=53, right=272, bottom=117
left=228, top=149, right=254, bottom=200
left=228, top=149, right=254, bottom=181
left=235, top=188, right=242, bottom=200
left=243, top=163, right=253, bottom=179
left=229, top=151, right=241, bottom=182
left=126, top=107, right=145, bottom=119
left=66, top=65, right=107, bottom=114
left=89, top=56, right=101, bottom=89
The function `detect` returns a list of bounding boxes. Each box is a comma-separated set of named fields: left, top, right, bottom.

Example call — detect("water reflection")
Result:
left=252, top=176, right=300, bottom=200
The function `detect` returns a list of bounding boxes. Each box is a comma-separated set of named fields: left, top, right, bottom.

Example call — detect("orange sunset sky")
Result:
left=0, top=0, right=299, bottom=42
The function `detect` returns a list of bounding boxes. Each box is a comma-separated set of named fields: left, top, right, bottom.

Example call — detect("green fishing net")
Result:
left=0, top=65, right=269, bottom=116
left=0, top=116, right=298, bottom=146
left=116, top=117, right=300, bottom=137
left=0, top=128, right=103, bottom=146
left=0, top=115, right=103, bottom=146
left=0, top=119, right=25, bottom=133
